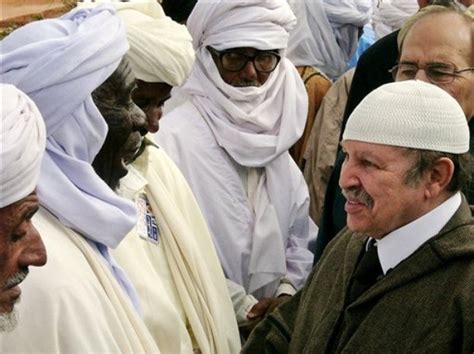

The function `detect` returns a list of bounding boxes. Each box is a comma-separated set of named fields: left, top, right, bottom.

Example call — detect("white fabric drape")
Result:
left=165, top=0, right=311, bottom=296
left=322, top=0, right=373, bottom=61
left=287, top=0, right=347, bottom=79
left=0, top=84, right=46, bottom=207
left=0, top=5, right=136, bottom=248
left=2, top=207, right=160, bottom=353
left=140, top=146, right=240, bottom=353
left=371, top=0, right=419, bottom=40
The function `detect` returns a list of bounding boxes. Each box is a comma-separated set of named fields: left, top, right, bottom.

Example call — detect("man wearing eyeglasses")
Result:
left=312, top=5, right=473, bottom=265
left=155, top=0, right=317, bottom=334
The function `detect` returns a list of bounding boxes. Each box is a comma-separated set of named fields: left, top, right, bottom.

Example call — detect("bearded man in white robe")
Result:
left=0, top=85, right=47, bottom=338
left=0, top=6, right=160, bottom=352
left=83, top=2, right=241, bottom=353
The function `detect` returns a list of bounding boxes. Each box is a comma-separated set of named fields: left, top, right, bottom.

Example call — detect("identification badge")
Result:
left=135, top=193, right=160, bottom=244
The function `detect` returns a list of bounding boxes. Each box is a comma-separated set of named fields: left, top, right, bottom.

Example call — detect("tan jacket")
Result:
left=303, top=69, right=354, bottom=225
left=290, top=66, right=332, bottom=169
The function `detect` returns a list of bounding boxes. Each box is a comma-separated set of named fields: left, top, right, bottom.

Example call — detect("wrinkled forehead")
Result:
left=402, top=13, right=472, bottom=64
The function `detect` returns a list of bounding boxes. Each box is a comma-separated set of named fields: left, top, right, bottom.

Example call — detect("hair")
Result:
left=92, top=57, right=135, bottom=126
left=161, top=0, right=197, bottom=24
left=397, top=5, right=473, bottom=52
left=404, top=148, right=474, bottom=194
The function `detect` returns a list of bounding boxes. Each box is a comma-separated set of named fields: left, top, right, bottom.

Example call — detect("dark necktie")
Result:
left=348, top=239, right=383, bottom=303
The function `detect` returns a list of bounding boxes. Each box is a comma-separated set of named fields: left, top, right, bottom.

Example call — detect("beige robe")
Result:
left=112, top=144, right=241, bottom=354
left=290, top=65, right=332, bottom=170
left=2, top=207, right=159, bottom=353
left=303, top=69, right=355, bottom=225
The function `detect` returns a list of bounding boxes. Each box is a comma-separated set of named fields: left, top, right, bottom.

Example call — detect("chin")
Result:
left=0, top=309, right=18, bottom=332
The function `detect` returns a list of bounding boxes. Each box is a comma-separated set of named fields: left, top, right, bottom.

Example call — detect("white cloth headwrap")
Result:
left=287, top=0, right=347, bottom=79
left=323, top=0, right=373, bottom=61
left=183, top=0, right=309, bottom=295
left=371, top=0, right=419, bottom=40
left=0, top=84, right=46, bottom=208
left=78, top=1, right=195, bottom=86
left=0, top=5, right=136, bottom=248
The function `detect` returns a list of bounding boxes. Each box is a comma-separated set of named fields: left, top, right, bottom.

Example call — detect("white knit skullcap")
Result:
left=1, top=84, right=46, bottom=207
left=343, top=80, right=470, bottom=153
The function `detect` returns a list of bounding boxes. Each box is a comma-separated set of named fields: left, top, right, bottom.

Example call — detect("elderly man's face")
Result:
left=92, top=58, right=147, bottom=190
left=398, top=13, right=474, bottom=120
left=0, top=192, right=47, bottom=330
left=209, top=47, right=279, bottom=87
left=131, top=80, right=172, bottom=133
left=339, top=141, right=430, bottom=238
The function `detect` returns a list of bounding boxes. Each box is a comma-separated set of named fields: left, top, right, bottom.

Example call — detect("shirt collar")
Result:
left=376, top=192, right=461, bottom=275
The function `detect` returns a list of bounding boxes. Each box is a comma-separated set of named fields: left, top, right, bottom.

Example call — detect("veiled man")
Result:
left=156, top=0, right=317, bottom=330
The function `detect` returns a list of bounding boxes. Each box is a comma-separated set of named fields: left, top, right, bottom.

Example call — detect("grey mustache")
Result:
left=341, top=188, right=374, bottom=208
left=4, top=270, right=28, bottom=289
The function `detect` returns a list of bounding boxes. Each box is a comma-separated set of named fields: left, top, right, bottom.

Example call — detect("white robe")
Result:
left=155, top=102, right=316, bottom=301
left=112, top=144, right=241, bottom=354
left=1, top=207, right=159, bottom=354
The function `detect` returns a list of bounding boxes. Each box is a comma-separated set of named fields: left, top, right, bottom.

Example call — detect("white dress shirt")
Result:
left=376, top=192, right=461, bottom=275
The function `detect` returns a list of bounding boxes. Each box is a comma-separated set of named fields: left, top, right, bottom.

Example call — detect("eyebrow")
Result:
left=12, top=204, right=39, bottom=230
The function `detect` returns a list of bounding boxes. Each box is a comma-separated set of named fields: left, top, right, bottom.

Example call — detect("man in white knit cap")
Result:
left=0, top=84, right=47, bottom=333
left=244, top=80, right=474, bottom=352
left=156, top=0, right=317, bottom=331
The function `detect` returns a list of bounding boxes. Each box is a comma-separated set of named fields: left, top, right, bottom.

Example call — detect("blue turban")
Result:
left=0, top=5, right=136, bottom=248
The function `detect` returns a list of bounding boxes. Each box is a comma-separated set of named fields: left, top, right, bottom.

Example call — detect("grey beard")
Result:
left=0, top=309, right=18, bottom=332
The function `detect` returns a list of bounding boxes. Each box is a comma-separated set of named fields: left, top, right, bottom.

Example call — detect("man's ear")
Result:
left=424, top=157, right=455, bottom=199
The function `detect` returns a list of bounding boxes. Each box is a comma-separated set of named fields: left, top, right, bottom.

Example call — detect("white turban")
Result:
left=79, top=1, right=195, bottom=86
left=343, top=80, right=470, bottom=153
left=0, top=84, right=46, bottom=208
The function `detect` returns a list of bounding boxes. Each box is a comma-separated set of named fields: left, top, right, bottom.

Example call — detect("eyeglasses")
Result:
left=207, top=47, right=281, bottom=73
left=389, top=63, right=474, bottom=84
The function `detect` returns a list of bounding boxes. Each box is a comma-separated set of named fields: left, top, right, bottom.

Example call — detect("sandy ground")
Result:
left=0, top=0, right=73, bottom=27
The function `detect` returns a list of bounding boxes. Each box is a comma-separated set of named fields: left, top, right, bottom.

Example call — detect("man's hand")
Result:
left=240, top=295, right=292, bottom=339
left=247, top=295, right=291, bottom=320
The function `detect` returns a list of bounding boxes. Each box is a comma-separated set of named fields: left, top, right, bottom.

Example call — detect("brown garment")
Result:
left=290, top=66, right=332, bottom=170
left=243, top=196, right=474, bottom=353
left=303, top=69, right=354, bottom=225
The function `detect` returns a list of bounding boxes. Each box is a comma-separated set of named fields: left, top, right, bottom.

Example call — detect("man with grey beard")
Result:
left=156, top=0, right=317, bottom=334
left=0, top=84, right=47, bottom=333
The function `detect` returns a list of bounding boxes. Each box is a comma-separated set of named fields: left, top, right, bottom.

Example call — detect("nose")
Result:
left=339, top=157, right=360, bottom=191
left=240, top=60, right=258, bottom=81
left=414, top=68, right=430, bottom=82
left=144, top=106, right=163, bottom=134
left=19, top=225, right=47, bottom=268
left=131, top=104, right=148, bottom=136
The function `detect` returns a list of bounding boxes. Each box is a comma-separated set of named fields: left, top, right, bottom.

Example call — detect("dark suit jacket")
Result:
left=243, top=197, right=474, bottom=353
